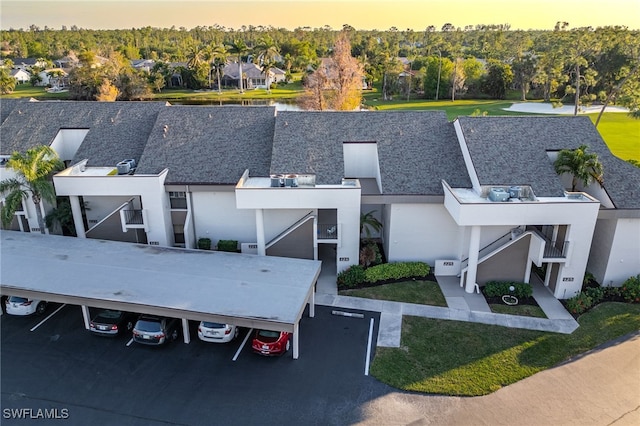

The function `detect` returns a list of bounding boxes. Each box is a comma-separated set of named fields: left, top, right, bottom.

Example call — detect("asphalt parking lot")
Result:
left=1, top=303, right=391, bottom=425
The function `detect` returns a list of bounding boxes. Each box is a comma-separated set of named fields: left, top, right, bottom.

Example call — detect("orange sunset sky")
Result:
left=1, top=0, right=639, bottom=31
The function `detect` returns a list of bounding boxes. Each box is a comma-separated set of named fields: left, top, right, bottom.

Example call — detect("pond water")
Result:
left=172, top=99, right=302, bottom=111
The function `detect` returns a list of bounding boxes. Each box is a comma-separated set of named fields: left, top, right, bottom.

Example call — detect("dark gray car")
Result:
left=132, top=315, right=180, bottom=346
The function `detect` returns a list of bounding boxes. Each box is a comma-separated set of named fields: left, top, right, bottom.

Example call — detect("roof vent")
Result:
left=489, top=187, right=509, bottom=202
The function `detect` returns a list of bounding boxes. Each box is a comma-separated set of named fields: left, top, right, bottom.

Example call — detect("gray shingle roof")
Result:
left=0, top=98, right=30, bottom=125
left=135, top=106, right=275, bottom=184
left=0, top=101, right=165, bottom=168
left=456, top=116, right=640, bottom=209
left=271, top=111, right=471, bottom=195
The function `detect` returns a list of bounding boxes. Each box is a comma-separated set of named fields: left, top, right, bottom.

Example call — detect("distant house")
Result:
left=11, top=57, right=48, bottom=70
left=10, top=68, right=30, bottom=84
left=131, top=59, right=156, bottom=73
left=222, top=62, right=286, bottom=89
left=37, top=68, right=68, bottom=87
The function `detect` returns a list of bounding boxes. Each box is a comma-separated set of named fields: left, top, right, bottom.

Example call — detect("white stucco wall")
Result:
left=191, top=191, right=256, bottom=246
left=385, top=203, right=461, bottom=264
left=587, top=218, right=616, bottom=285
left=50, top=130, right=89, bottom=163
left=602, top=219, right=640, bottom=286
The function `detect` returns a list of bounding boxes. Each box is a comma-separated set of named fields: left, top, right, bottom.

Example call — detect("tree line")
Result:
left=1, top=22, right=638, bottom=116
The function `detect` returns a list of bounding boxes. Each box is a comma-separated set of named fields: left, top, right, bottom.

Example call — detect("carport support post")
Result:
left=182, top=319, right=190, bottom=344
left=293, top=323, right=299, bottom=359
left=69, top=196, right=86, bottom=238
left=81, top=305, right=90, bottom=330
left=256, top=209, right=266, bottom=256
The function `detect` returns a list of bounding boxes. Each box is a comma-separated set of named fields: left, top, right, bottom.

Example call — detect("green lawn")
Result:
left=339, top=280, right=447, bottom=307
left=587, top=112, right=640, bottom=162
left=489, top=303, right=547, bottom=318
left=370, top=302, right=640, bottom=396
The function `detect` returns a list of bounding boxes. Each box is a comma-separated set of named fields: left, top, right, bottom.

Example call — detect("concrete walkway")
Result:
left=315, top=269, right=580, bottom=348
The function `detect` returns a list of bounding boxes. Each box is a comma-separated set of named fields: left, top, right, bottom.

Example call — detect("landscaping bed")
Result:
left=480, top=281, right=546, bottom=318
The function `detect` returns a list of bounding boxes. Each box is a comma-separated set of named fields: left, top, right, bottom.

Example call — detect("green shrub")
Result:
left=483, top=281, right=533, bottom=299
left=565, top=292, right=594, bottom=315
left=584, top=286, right=605, bottom=304
left=217, top=239, right=238, bottom=252
left=337, top=265, right=366, bottom=289
left=197, top=237, right=211, bottom=250
left=364, top=262, right=431, bottom=284
left=621, top=274, right=640, bottom=303
left=604, top=286, right=622, bottom=299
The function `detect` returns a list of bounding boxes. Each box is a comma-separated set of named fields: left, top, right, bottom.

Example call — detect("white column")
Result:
left=544, top=263, right=552, bottom=287
left=292, top=323, right=299, bottom=360
left=524, top=260, right=532, bottom=284
left=40, top=202, right=50, bottom=234
left=313, top=215, right=318, bottom=261
left=69, top=196, right=86, bottom=238
left=256, top=209, right=266, bottom=256
left=182, top=318, right=190, bottom=344
left=465, top=225, right=481, bottom=293
left=81, top=305, right=90, bottom=330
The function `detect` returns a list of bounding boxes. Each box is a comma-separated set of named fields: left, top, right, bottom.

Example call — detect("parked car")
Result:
left=197, top=321, right=239, bottom=343
left=251, top=329, right=291, bottom=356
left=5, top=296, right=47, bottom=316
left=132, top=315, right=180, bottom=346
left=89, top=309, right=136, bottom=337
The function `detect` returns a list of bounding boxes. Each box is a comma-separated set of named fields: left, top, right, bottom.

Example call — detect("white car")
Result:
left=197, top=321, right=238, bottom=343
left=5, top=296, right=47, bottom=316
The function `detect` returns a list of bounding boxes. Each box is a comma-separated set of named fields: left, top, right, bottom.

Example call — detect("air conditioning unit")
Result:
left=123, top=158, right=136, bottom=169
left=284, top=174, right=298, bottom=187
left=489, top=187, right=509, bottom=202
left=509, top=186, right=522, bottom=199
left=116, top=161, right=131, bottom=175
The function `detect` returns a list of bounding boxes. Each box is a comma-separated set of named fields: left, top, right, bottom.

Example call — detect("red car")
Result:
left=252, top=329, right=291, bottom=356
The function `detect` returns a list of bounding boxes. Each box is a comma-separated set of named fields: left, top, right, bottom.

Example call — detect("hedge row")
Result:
left=337, top=262, right=431, bottom=290
left=483, top=281, right=533, bottom=299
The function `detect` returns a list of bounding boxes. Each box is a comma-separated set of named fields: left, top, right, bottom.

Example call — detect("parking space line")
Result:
left=30, top=304, right=67, bottom=332
left=364, top=317, right=374, bottom=376
left=232, top=328, right=253, bottom=361
left=126, top=338, right=134, bottom=347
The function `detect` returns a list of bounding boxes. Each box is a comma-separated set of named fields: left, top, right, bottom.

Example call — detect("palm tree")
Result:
left=255, top=36, right=280, bottom=93
left=209, top=44, right=228, bottom=93
left=226, top=39, right=249, bottom=93
left=554, top=144, right=604, bottom=191
left=360, top=210, right=383, bottom=238
left=0, top=146, right=64, bottom=234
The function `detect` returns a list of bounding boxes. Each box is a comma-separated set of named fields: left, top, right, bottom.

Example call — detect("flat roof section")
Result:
left=0, top=231, right=321, bottom=333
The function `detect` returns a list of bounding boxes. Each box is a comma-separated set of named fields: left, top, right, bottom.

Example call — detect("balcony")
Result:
left=543, top=241, right=569, bottom=259
left=122, top=209, right=144, bottom=225
left=317, top=224, right=338, bottom=240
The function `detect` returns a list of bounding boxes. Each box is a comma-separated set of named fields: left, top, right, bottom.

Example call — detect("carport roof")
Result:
left=0, top=232, right=321, bottom=331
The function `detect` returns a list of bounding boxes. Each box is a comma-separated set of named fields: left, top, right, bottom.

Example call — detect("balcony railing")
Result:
left=544, top=240, right=569, bottom=258
left=123, top=209, right=144, bottom=225
left=317, top=224, right=338, bottom=240
left=170, top=198, right=187, bottom=209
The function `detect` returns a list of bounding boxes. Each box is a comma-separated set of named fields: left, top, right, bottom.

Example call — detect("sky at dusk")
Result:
left=1, top=0, right=639, bottom=31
